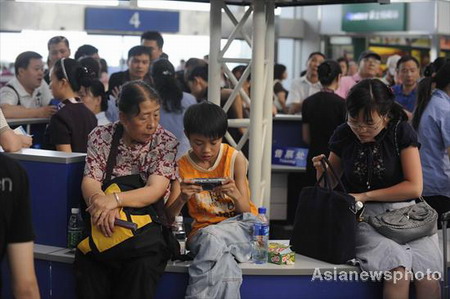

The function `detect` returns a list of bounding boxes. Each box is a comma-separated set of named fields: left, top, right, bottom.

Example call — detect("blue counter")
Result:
left=6, top=148, right=86, bottom=248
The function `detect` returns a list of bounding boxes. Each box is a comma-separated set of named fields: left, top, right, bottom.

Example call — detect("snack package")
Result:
left=268, top=242, right=295, bottom=265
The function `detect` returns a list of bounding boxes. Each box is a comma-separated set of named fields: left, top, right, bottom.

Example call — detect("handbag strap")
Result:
left=318, top=156, right=348, bottom=194
left=103, top=123, right=171, bottom=227
left=104, top=123, right=124, bottom=183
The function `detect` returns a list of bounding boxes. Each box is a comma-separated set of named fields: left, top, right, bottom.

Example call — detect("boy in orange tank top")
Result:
left=166, top=102, right=258, bottom=299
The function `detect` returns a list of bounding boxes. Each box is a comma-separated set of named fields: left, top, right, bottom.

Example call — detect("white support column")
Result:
left=262, top=0, right=275, bottom=213
left=208, top=0, right=222, bottom=106
left=249, top=0, right=266, bottom=208
left=207, top=0, right=275, bottom=213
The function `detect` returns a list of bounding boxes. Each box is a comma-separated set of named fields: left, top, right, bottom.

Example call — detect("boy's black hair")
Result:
left=183, top=102, right=228, bottom=139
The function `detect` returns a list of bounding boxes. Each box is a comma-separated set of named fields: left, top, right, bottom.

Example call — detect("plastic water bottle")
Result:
left=67, top=208, right=83, bottom=251
left=172, top=215, right=187, bottom=255
left=252, top=207, right=269, bottom=264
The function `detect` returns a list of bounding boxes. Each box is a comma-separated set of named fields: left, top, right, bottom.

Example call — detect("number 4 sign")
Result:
left=129, top=12, right=141, bottom=29
left=85, top=8, right=179, bottom=33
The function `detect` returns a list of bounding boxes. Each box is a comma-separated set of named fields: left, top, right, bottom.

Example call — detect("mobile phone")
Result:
left=191, top=178, right=226, bottom=191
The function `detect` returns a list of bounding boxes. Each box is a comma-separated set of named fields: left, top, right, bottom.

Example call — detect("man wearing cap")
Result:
left=381, top=54, right=401, bottom=86
left=392, top=55, right=420, bottom=119
left=336, top=50, right=381, bottom=99
left=286, top=52, right=326, bottom=114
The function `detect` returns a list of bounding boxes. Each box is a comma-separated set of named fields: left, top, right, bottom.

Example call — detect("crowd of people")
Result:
left=0, top=28, right=449, bottom=299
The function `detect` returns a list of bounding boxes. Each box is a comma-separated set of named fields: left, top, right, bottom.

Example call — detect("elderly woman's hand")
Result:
left=86, top=194, right=119, bottom=228
left=97, top=208, right=120, bottom=237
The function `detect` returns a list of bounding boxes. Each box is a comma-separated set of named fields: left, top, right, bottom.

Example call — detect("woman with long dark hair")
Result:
left=412, top=60, right=450, bottom=228
left=151, top=59, right=196, bottom=158
left=313, top=79, right=442, bottom=299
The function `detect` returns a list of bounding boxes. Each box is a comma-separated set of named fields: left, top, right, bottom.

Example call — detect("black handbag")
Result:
left=290, top=157, right=360, bottom=264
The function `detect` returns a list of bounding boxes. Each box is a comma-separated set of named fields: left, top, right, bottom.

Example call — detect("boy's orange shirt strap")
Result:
left=178, top=144, right=257, bottom=236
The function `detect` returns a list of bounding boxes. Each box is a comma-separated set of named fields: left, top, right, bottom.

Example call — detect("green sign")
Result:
left=342, top=3, right=406, bottom=32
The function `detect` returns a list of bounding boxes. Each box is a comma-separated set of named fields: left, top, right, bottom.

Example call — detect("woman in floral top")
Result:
left=75, top=81, right=178, bottom=299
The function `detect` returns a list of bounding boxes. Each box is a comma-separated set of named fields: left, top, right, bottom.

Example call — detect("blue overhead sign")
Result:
left=85, top=8, right=179, bottom=34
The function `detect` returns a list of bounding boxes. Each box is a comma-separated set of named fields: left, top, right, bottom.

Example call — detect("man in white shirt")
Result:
left=286, top=52, right=326, bottom=114
left=0, top=51, right=56, bottom=119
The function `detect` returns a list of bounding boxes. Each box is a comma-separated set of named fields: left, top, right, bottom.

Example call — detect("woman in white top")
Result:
left=80, top=80, right=111, bottom=126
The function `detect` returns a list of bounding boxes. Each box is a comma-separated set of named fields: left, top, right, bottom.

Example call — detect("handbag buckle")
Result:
left=349, top=201, right=364, bottom=214
left=350, top=202, right=365, bottom=222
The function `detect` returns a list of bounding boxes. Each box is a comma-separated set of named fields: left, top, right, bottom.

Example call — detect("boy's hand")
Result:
left=180, top=179, right=202, bottom=202
left=214, top=178, right=241, bottom=202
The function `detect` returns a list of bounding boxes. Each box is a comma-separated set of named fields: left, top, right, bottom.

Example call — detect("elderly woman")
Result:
left=75, top=81, right=179, bottom=299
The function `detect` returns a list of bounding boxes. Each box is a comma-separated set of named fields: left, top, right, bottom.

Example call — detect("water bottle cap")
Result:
left=71, top=208, right=80, bottom=214
left=258, top=207, right=266, bottom=214
left=175, top=215, right=183, bottom=223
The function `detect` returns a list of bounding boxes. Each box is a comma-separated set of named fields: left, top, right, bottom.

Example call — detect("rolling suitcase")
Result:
left=442, top=211, right=450, bottom=299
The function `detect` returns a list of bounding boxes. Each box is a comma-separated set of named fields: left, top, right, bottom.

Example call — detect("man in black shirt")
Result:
left=108, top=46, right=152, bottom=98
left=0, top=154, right=39, bottom=298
